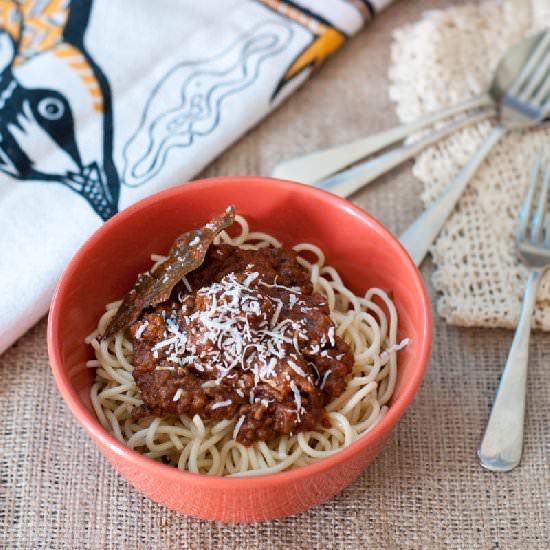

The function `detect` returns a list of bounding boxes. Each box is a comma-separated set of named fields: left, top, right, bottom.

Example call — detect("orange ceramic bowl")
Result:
left=48, top=176, right=431, bottom=523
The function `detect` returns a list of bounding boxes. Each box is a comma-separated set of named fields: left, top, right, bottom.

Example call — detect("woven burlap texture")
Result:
left=2, top=1, right=549, bottom=549
left=390, top=0, right=550, bottom=330
left=3, top=317, right=550, bottom=549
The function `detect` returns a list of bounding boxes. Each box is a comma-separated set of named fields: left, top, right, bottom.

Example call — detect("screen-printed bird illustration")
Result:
left=0, top=0, right=119, bottom=220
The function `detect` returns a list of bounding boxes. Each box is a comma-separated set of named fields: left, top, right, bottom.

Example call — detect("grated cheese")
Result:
left=144, top=266, right=343, bottom=424
left=328, top=326, right=335, bottom=346
left=242, top=271, right=259, bottom=287
left=212, top=400, right=232, bottom=410
left=290, top=380, right=304, bottom=419
left=288, top=359, right=307, bottom=378
left=135, top=321, right=148, bottom=339
left=380, top=338, right=411, bottom=361
left=233, top=415, right=246, bottom=440
left=320, top=369, right=332, bottom=389
left=270, top=299, right=284, bottom=328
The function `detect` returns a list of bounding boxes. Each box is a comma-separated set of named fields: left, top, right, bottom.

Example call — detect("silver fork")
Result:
left=271, top=31, right=543, bottom=189
left=400, top=30, right=550, bottom=266
left=478, top=152, right=550, bottom=472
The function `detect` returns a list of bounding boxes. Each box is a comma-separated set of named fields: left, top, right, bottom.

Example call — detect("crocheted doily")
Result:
left=389, top=0, right=550, bottom=330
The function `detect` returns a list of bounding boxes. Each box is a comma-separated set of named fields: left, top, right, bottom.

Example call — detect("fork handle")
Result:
left=478, top=269, right=542, bottom=472
left=317, top=110, right=492, bottom=197
left=271, top=93, right=493, bottom=184
left=399, top=125, right=506, bottom=266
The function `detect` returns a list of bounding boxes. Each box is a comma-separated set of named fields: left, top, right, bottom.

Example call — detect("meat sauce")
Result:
left=130, top=244, right=353, bottom=445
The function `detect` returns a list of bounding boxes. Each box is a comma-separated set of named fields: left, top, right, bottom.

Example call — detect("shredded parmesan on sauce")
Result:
left=290, top=380, right=304, bottom=419
left=288, top=359, right=307, bottom=378
left=135, top=262, right=349, bottom=441
left=148, top=272, right=316, bottom=397
left=211, top=400, right=232, bottom=410
left=135, top=321, right=148, bottom=339
left=320, top=369, right=332, bottom=389
left=233, top=415, right=246, bottom=439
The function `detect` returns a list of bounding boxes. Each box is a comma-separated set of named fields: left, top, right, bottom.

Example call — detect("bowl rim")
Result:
left=47, top=176, right=432, bottom=489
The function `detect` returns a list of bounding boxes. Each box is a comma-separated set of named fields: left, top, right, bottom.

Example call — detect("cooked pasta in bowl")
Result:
left=48, top=176, right=431, bottom=522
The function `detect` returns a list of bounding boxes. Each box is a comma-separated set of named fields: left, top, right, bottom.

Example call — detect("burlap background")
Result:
left=1, top=1, right=549, bottom=548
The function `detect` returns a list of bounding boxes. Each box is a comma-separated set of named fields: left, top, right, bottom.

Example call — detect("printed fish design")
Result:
left=0, top=0, right=119, bottom=220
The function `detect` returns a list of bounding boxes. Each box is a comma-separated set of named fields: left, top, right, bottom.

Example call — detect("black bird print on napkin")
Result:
left=0, top=0, right=119, bottom=220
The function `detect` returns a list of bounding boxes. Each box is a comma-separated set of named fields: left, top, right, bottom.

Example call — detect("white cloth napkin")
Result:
left=0, top=0, right=393, bottom=353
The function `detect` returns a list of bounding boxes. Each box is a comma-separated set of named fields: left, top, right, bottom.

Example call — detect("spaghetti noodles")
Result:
left=87, top=215, right=406, bottom=476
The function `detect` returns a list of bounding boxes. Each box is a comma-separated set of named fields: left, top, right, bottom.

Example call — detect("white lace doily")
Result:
left=389, top=0, right=550, bottom=330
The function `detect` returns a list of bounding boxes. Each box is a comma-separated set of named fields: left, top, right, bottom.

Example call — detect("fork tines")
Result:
left=517, top=151, right=550, bottom=247
left=508, top=30, right=550, bottom=112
